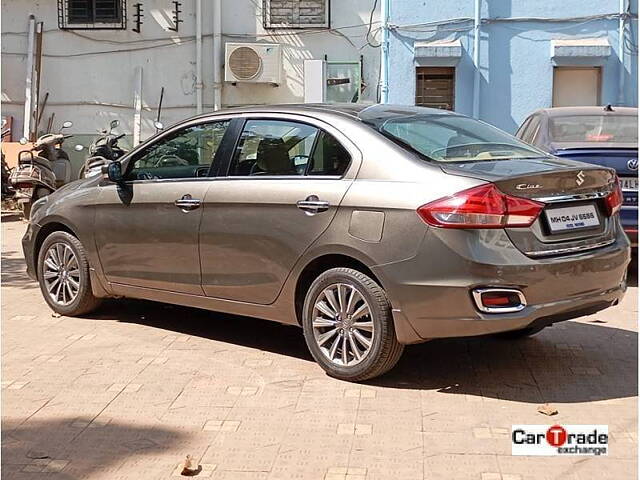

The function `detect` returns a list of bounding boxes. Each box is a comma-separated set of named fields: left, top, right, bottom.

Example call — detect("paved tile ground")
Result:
left=1, top=218, right=637, bottom=480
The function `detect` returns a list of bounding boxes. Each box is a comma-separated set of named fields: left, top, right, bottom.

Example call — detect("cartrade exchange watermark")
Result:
left=512, top=425, right=608, bottom=456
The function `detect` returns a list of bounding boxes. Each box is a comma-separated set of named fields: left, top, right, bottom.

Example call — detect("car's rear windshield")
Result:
left=369, top=114, right=547, bottom=162
left=550, top=115, right=638, bottom=143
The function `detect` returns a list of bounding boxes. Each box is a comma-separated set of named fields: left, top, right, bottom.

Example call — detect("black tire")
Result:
left=37, top=231, right=102, bottom=316
left=496, top=325, right=546, bottom=339
left=302, top=267, right=404, bottom=382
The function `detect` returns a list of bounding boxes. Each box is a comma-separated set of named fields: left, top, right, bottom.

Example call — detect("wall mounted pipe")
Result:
left=472, top=0, right=481, bottom=118
left=380, top=0, right=390, bottom=103
left=195, top=0, right=203, bottom=114
left=212, top=0, right=222, bottom=110
left=618, top=0, right=627, bottom=104
left=23, top=14, right=36, bottom=140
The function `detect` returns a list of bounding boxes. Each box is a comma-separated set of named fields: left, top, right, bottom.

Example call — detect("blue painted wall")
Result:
left=387, top=0, right=638, bottom=133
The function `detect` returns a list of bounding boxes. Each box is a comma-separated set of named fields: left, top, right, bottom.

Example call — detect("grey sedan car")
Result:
left=22, top=104, right=630, bottom=381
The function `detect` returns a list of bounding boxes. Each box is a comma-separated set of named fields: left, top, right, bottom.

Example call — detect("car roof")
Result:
left=183, top=103, right=456, bottom=125
left=534, top=106, right=638, bottom=117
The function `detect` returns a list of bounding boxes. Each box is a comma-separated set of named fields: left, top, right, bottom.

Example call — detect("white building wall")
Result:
left=1, top=0, right=380, bottom=141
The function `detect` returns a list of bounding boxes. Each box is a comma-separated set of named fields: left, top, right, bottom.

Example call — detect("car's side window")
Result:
left=229, top=120, right=319, bottom=176
left=128, top=120, right=230, bottom=180
left=521, top=116, right=540, bottom=144
left=307, top=131, right=351, bottom=176
left=516, top=116, right=532, bottom=139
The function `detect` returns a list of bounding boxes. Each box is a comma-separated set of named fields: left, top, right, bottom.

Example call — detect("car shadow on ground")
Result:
left=92, top=295, right=638, bottom=405
left=1, top=417, right=187, bottom=478
left=1, top=249, right=38, bottom=291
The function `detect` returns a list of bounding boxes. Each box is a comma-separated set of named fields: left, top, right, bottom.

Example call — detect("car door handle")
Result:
left=296, top=195, right=330, bottom=215
left=175, top=194, right=201, bottom=212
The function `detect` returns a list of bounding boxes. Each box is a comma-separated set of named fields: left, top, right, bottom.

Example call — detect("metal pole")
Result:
left=133, top=67, right=143, bottom=146
left=212, top=0, right=222, bottom=110
left=23, top=15, right=36, bottom=140
left=472, top=0, right=481, bottom=118
left=380, top=0, right=389, bottom=103
left=32, top=21, right=44, bottom=141
left=195, top=0, right=203, bottom=114
left=618, top=0, right=626, bottom=105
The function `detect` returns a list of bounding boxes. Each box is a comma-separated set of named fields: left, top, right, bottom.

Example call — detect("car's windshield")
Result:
left=374, top=114, right=547, bottom=162
left=550, top=115, right=638, bottom=143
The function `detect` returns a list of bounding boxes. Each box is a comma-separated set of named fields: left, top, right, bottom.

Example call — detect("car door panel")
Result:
left=93, top=118, right=233, bottom=295
left=95, top=180, right=212, bottom=295
left=199, top=178, right=352, bottom=304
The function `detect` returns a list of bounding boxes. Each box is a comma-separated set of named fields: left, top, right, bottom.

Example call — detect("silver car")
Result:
left=22, top=104, right=630, bottom=381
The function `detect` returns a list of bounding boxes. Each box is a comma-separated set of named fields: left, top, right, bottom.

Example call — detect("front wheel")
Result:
left=302, top=267, right=404, bottom=382
left=37, top=231, right=102, bottom=316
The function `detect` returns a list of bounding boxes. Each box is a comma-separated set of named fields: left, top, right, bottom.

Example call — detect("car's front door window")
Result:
left=128, top=120, right=230, bottom=180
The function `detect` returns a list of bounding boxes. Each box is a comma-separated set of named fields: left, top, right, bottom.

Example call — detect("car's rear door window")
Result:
left=128, top=120, right=230, bottom=180
left=228, top=119, right=351, bottom=177
left=307, top=130, right=351, bottom=176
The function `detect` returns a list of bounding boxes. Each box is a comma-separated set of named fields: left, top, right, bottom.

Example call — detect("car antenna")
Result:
left=604, top=104, right=614, bottom=112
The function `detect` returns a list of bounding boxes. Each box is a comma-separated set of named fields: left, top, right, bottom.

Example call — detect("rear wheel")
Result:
left=302, top=267, right=404, bottom=382
left=37, top=231, right=102, bottom=316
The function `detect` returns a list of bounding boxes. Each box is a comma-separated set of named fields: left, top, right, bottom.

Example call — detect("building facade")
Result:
left=1, top=0, right=381, bottom=145
left=385, top=0, right=638, bottom=133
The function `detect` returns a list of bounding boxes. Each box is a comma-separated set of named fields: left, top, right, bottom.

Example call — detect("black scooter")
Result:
left=77, top=120, right=127, bottom=178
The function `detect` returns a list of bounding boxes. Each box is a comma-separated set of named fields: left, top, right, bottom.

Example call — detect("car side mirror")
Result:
left=61, top=121, right=73, bottom=129
left=102, top=162, right=123, bottom=182
left=19, top=137, right=28, bottom=145
left=110, top=119, right=120, bottom=130
left=74, top=144, right=84, bottom=152
left=154, top=121, right=164, bottom=131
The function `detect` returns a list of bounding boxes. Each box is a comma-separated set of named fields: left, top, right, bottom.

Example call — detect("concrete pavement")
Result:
left=1, top=218, right=637, bottom=479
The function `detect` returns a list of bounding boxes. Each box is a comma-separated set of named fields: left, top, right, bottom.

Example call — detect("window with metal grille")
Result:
left=263, top=0, right=330, bottom=29
left=58, top=0, right=126, bottom=30
left=415, top=67, right=455, bottom=110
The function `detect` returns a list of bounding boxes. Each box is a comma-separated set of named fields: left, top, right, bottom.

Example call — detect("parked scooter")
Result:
left=10, top=121, right=74, bottom=218
left=1, top=119, right=15, bottom=200
left=77, top=120, right=127, bottom=178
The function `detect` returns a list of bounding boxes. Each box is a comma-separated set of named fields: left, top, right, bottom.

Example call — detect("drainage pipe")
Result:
left=212, top=0, right=222, bottom=110
left=380, top=0, right=390, bottom=103
left=195, top=0, right=203, bottom=114
left=23, top=15, right=36, bottom=140
left=618, top=0, right=626, bottom=105
left=472, top=0, right=481, bottom=118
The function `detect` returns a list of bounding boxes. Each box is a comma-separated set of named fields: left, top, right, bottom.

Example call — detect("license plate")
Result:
left=620, top=176, right=638, bottom=191
left=545, top=204, right=600, bottom=233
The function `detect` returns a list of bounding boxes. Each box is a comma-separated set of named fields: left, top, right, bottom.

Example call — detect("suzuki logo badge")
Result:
left=576, top=170, right=586, bottom=186
left=628, top=158, right=638, bottom=171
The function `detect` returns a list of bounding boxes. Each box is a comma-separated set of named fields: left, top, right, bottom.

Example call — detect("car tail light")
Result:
left=417, top=184, right=544, bottom=229
left=605, top=176, right=623, bottom=216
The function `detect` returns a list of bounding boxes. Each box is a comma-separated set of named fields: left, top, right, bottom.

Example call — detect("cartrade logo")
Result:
left=512, top=425, right=608, bottom=456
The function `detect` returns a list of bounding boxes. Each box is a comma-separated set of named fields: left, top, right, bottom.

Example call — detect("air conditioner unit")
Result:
left=225, top=43, right=282, bottom=85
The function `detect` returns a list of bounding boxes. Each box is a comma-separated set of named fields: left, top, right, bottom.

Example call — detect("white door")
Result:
left=553, top=67, right=601, bottom=107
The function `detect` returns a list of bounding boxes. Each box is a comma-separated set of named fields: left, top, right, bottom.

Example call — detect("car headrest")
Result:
left=256, top=137, right=293, bottom=174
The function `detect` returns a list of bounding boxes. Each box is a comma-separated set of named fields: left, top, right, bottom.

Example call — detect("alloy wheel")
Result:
left=312, top=283, right=375, bottom=366
left=42, top=243, right=80, bottom=306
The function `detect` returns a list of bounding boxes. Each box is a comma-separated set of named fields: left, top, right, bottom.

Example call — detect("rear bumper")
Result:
left=374, top=227, right=630, bottom=344
left=22, top=221, right=39, bottom=281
